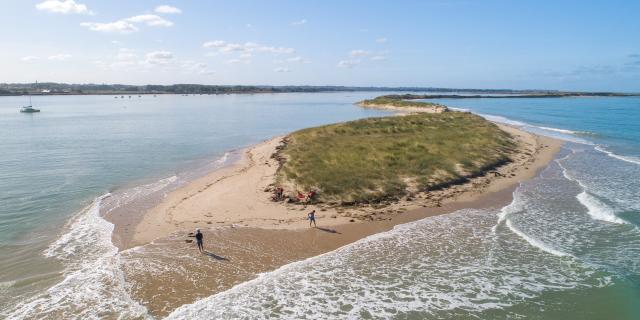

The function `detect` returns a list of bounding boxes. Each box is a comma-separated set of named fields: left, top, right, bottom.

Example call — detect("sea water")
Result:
left=167, top=96, right=640, bottom=319
left=0, top=92, right=391, bottom=318
left=1, top=94, right=639, bottom=319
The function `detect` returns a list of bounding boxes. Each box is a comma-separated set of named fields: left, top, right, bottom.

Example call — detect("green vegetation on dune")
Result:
left=360, top=96, right=447, bottom=109
left=277, top=112, right=517, bottom=204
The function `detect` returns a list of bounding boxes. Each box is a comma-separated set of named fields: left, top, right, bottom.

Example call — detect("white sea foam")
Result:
left=477, top=113, right=527, bottom=127
left=214, top=152, right=230, bottom=165
left=594, top=145, right=640, bottom=166
left=576, top=191, right=628, bottom=225
left=167, top=210, right=596, bottom=319
left=504, top=218, right=571, bottom=257
left=5, top=194, right=148, bottom=320
left=557, top=158, right=627, bottom=225
left=104, top=175, right=178, bottom=214
left=492, top=188, right=524, bottom=234
left=536, top=126, right=579, bottom=135
left=475, top=112, right=597, bottom=146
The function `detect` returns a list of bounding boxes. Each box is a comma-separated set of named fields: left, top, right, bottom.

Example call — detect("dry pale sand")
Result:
left=113, top=120, right=562, bottom=251
left=357, top=102, right=448, bottom=114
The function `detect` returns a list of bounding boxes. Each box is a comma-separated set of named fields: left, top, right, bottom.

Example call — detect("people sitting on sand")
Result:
left=306, top=190, right=317, bottom=202
left=293, top=190, right=318, bottom=203
left=195, top=228, right=204, bottom=253
left=308, top=210, right=317, bottom=227
left=272, top=186, right=284, bottom=201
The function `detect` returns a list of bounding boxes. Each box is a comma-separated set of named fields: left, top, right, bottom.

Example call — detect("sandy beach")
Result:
left=102, top=115, right=562, bottom=316
left=112, top=120, right=560, bottom=250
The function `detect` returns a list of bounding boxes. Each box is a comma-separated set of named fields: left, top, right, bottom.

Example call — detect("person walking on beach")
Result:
left=308, top=210, right=317, bottom=227
left=195, top=228, right=204, bottom=253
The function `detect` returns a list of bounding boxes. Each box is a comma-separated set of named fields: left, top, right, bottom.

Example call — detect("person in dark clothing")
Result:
left=195, top=228, right=204, bottom=253
left=308, top=210, right=317, bottom=227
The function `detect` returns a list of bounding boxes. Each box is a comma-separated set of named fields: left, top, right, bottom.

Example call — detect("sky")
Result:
left=1, top=0, right=639, bottom=91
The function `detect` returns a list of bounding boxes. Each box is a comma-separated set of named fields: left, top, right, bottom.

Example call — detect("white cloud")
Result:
left=81, top=14, right=173, bottom=33
left=239, top=53, right=252, bottom=59
left=125, top=15, right=173, bottom=27
left=81, top=21, right=138, bottom=33
left=144, top=51, right=173, bottom=65
left=227, top=58, right=251, bottom=65
left=337, top=59, right=361, bottom=68
left=115, top=48, right=137, bottom=61
left=202, top=40, right=227, bottom=48
left=48, top=53, right=72, bottom=61
left=36, top=0, right=92, bottom=15
left=109, top=48, right=138, bottom=68
left=376, top=37, right=388, bottom=43
left=287, top=56, right=310, bottom=63
left=154, top=5, right=182, bottom=14
left=291, top=19, right=307, bottom=26
left=274, top=67, right=291, bottom=73
left=203, top=40, right=295, bottom=55
left=20, top=56, right=40, bottom=62
left=181, top=60, right=214, bottom=75
left=371, top=55, right=387, bottom=61
left=349, top=50, right=370, bottom=57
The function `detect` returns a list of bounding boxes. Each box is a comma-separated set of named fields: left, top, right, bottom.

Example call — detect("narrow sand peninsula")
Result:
left=116, top=121, right=561, bottom=250
left=110, top=117, right=562, bottom=317
left=357, top=101, right=448, bottom=114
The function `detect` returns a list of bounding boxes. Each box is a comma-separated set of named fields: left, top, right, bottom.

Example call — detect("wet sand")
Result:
left=105, top=120, right=562, bottom=317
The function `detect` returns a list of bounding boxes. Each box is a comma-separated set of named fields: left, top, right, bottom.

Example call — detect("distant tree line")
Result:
left=0, top=82, right=636, bottom=96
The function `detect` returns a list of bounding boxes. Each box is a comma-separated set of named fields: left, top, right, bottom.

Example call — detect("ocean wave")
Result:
left=4, top=194, right=148, bottom=320
left=504, top=218, right=571, bottom=257
left=536, top=126, right=580, bottom=135
left=103, top=175, right=178, bottom=214
left=576, top=191, right=628, bottom=225
left=474, top=113, right=597, bottom=146
left=491, top=188, right=524, bottom=234
left=167, top=209, right=598, bottom=319
left=594, top=145, right=640, bottom=166
left=477, top=113, right=528, bottom=127
left=214, top=152, right=230, bottom=165
left=557, top=158, right=628, bottom=225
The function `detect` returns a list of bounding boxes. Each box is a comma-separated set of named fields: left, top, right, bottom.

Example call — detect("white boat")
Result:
left=20, top=94, right=40, bottom=113
left=20, top=105, right=40, bottom=113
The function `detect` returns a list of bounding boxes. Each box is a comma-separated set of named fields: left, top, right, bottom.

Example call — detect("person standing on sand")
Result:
left=308, top=210, right=317, bottom=227
left=195, top=228, right=204, bottom=253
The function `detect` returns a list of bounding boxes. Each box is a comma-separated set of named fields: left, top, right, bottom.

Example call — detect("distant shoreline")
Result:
left=1, top=84, right=639, bottom=97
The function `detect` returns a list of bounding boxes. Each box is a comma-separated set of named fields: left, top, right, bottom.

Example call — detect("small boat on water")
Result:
left=20, top=105, right=40, bottom=113
left=20, top=94, right=40, bottom=113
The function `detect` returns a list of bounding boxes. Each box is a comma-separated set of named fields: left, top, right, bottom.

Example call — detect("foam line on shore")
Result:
left=4, top=194, right=149, bottom=319
left=594, top=145, right=640, bottom=166
left=504, top=218, right=571, bottom=257
left=557, top=156, right=628, bottom=225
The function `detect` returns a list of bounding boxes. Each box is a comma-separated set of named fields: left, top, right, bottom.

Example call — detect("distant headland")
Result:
left=1, top=82, right=639, bottom=97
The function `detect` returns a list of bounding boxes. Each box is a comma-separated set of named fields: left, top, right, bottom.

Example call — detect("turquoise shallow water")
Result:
left=1, top=94, right=639, bottom=319
left=166, top=96, right=640, bottom=320
left=0, top=92, right=392, bottom=316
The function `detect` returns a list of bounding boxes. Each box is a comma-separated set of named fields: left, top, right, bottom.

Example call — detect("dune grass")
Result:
left=359, top=95, right=446, bottom=109
left=276, top=112, right=517, bottom=204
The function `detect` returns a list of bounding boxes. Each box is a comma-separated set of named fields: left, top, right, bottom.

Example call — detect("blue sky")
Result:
left=1, top=0, right=639, bottom=91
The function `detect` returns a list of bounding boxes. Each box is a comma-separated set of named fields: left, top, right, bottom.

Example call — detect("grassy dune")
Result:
left=359, top=95, right=447, bottom=110
left=276, top=112, right=517, bottom=204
